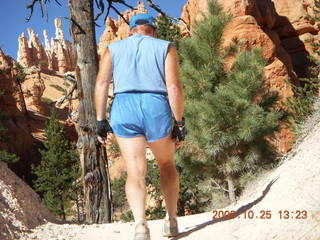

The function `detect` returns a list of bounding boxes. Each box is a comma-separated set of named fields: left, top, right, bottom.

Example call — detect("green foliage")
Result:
left=155, top=15, right=181, bottom=48
left=110, top=174, right=134, bottom=222
left=32, top=109, right=80, bottom=219
left=175, top=164, right=212, bottom=215
left=314, top=0, right=320, bottom=27
left=146, top=159, right=211, bottom=219
left=14, top=61, right=26, bottom=83
left=0, top=150, right=20, bottom=163
left=178, top=0, right=281, bottom=200
left=50, top=84, right=66, bottom=93
left=38, top=60, right=48, bottom=68
left=145, top=160, right=165, bottom=220
left=119, top=211, right=134, bottom=222
left=0, top=89, right=19, bottom=163
left=111, top=174, right=127, bottom=212
left=0, top=110, right=9, bottom=142
left=0, top=69, right=9, bottom=75
left=285, top=78, right=319, bottom=126
left=108, top=140, right=120, bottom=154
left=286, top=0, right=320, bottom=127
left=110, top=158, right=210, bottom=221
left=41, top=97, right=53, bottom=104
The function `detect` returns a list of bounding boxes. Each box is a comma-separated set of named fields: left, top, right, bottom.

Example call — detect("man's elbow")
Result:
left=167, top=84, right=183, bottom=95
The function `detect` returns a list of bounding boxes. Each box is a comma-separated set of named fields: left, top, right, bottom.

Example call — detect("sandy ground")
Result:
left=19, top=103, right=320, bottom=240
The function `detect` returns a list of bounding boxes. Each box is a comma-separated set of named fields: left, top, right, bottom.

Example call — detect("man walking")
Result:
left=94, top=13, right=185, bottom=240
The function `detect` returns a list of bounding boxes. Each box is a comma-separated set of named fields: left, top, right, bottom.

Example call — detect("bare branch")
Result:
left=59, top=16, right=86, bottom=34
left=146, top=0, right=165, bottom=16
left=56, top=83, right=77, bottom=106
left=43, top=0, right=49, bottom=22
left=94, top=0, right=105, bottom=21
left=210, top=178, right=234, bottom=193
left=39, top=0, right=45, bottom=19
left=26, top=0, right=62, bottom=22
left=26, top=0, right=38, bottom=22
left=110, top=5, right=129, bottom=25
left=104, top=4, right=112, bottom=23
left=95, top=0, right=101, bottom=9
left=94, top=0, right=136, bottom=25
left=54, top=0, right=62, bottom=6
left=177, top=17, right=192, bottom=36
left=116, top=0, right=135, bottom=10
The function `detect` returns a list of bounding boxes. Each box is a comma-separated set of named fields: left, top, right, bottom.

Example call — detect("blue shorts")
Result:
left=110, top=92, right=173, bottom=142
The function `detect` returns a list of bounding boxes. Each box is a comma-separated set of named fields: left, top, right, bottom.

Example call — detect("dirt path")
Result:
left=20, top=104, right=320, bottom=240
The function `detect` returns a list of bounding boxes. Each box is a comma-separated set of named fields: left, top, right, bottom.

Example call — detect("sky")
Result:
left=0, top=0, right=188, bottom=59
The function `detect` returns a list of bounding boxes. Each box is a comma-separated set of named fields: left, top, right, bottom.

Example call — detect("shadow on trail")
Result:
left=171, top=177, right=279, bottom=240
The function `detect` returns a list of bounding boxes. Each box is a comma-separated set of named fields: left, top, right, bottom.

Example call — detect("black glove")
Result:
left=97, top=119, right=113, bottom=138
left=172, top=118, right=186, bottom=142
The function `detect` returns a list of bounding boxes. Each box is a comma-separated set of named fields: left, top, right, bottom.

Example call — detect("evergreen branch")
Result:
left=147, top=0, right=192, bottom=35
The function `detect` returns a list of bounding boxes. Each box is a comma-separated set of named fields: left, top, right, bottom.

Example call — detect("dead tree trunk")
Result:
left=68, top=0, right=112, bottom=224
left=226, top=174, right=236, bottom=203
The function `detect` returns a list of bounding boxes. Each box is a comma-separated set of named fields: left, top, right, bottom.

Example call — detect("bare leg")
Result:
left=115, top=136, right=148, bottom=233
left=148, top=134, right=179, bottom=219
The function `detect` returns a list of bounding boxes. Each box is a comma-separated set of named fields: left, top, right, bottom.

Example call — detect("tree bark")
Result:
left=226, top=174, right=236, bottom=203
left=68, top=0, right=112, bottom=223
left=60, top=194, right=66, bottom=220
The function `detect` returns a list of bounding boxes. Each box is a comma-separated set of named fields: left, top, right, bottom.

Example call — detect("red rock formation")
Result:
left=98, top=1, right=147, bottom=55
left=0, top=48, right=27, bottom=116
left=273, top=0, right=317, bottom=37
left=17, top=33, right=33, bottom=68
left=21, top=67, right=46, bottom=114
left=272, top=0, right=319, bottom=77
left=17, top=19, right=76, bottom=74
left=181, top=0, right=277, bottom=31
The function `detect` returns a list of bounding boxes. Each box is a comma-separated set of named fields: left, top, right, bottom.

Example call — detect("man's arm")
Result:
left=94, top=47, right=113, bottom=121
left=165, top=44, right=184, bottom=121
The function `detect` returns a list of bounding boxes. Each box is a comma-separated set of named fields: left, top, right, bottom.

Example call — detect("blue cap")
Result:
left=129, top=14, right=156, bottom=30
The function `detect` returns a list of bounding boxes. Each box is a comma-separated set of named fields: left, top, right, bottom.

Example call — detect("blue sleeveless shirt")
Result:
left=108, top=34, right=171, bottom=94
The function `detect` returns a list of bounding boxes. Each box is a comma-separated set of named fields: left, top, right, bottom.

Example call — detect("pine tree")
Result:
left=155, top=15, right=181, bottom=48
left=32, top=109, right=80, bottom=219
left=178, top=0, right=281, bottom=203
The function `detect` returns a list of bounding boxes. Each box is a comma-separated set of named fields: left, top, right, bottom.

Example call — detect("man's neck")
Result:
left=132, top=31, right=155, bottom=37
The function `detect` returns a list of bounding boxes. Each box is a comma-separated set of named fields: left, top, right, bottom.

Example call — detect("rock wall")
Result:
left=17, top=18, right=76, bottom=74
left=181, top=0, right=320, bottom=78
left=98, top=1, right=147, bottom=55
left=180, top=0, right=319, bottom=153
left=0, top=160, right=57, bottom=240
left=0, top=48, right=38, bottom=184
